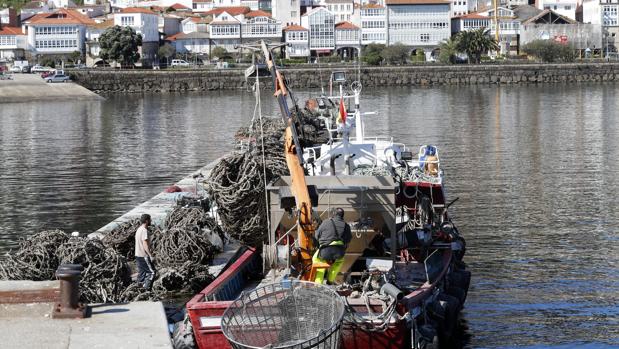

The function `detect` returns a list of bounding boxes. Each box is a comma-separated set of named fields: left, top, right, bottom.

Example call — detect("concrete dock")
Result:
left=0, top=301, right=172, bottom=349
left=89, top=155, right=241, bottom=278
left=0, top=73, right=102, bottom=103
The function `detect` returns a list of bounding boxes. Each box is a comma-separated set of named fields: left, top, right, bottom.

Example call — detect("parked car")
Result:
left=31, top=65, right=52, bottom=73
left=45, top=73, right=70, bottom=83
left=171, top=59, right=190, bottom=67
left=9, top=66, right=22, bottom=73
left=41, top=70, right=55, bottom=78
left=21, top=65, right=31, bottom=73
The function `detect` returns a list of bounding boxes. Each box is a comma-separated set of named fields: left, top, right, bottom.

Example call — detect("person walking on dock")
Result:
left=135, top=214, right=155, bottom=290
left=312, top=208, right=352, bottom=285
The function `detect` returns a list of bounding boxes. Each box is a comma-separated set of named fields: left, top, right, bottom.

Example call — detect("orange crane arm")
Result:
left=261, top=41, right=315, bottom=278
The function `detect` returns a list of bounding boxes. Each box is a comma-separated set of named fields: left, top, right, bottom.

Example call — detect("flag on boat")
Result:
left=337, top=96, right=346, bottom=124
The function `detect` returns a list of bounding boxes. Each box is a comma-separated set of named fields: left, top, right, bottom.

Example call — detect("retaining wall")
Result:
left=68, top=63, right=619, bottom=93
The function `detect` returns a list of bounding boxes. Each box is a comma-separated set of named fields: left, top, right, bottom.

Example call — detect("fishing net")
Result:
left=0, top=230, right=68, bottom=281
left=101, top=219, right=142, bottom=261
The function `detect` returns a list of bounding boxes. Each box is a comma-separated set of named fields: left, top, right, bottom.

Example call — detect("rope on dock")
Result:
left=0, top=230, right=68, bottom=281
left=206, top=117, right=288, bottom=247
left=102, top=219, right=142, bottom=261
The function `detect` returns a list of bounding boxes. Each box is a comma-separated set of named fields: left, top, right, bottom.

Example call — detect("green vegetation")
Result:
left=438, top=38, right=458, bottom=64
left=362, top=43, right=385, bottom=66
left=210, top=46, right=229, bottom=60
left=455, top=28, right=499, bottom=64
left=158, top=43, right=175, bottom=63
left=522, top=40, right=575, bottom=63
left=381, top=43, right=409, bottom=65
left=99, top=25, right=142, bottom=67
left=412, top=48, right=425, bottom=62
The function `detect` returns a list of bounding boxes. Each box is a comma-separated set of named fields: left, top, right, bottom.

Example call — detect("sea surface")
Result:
left=1, top=84, right=618, bottom=348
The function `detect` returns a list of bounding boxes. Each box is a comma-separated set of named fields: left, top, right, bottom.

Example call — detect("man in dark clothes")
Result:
left=135, top=214, right=155, bottom=289
left=312, top=207, right=352, bottom=284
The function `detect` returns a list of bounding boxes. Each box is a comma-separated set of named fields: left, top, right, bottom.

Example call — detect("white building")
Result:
left=272, top=0, right=301, bottom=26
left=181, top=16, right=209, bottom=33
left=114, top=7, right=160, bottom=65
left=360, top=3, right=387, bottom=44
left=335, top=20, right=360, bottom=58
left=450, top=0, right=468, bottom=16
left=320, top=0, right=354, bottom=22
left=478, top=6, right=520, bottom=54
left=581, top=0, right=618, bottom=51
left=108, top=0, right=138, bottom=9
left=385, top=0, right=451, bottom=53
left=166, top=31, right=210, bottom=54
left=192, top=0, right=212, bottom=12
left=22, top=9, right=93, bottom=58
left=0, top=26, right=26, bottom=60
left=85, top=19, right=113, bottom=64
left=283, top=24, right=310, bottom=57
left=206, top=7, right=282, bottom=51
left=537, top=0, right=577, bottom=20
left=451, top=12, right=489, bottom=34
left=301, top=6, right=335, bottom=54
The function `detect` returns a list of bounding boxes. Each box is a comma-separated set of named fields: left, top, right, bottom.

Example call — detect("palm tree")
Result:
left=438, top=37, right=458, bottom=64
left=455, top=28, right=499, bottom=64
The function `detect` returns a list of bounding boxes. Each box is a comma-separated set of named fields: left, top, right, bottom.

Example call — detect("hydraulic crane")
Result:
left=261, top=41, right=316, bottom=279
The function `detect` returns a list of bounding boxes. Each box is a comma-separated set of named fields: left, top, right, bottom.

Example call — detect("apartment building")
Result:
left=0, top=26, right=26, bottom=60
left=272, top=0, right=301, bottom=26
left=537, top=0, right=577, bottom=20
left=321, top=0, right=355, bottom=22
left=284, top=24, right=310, bottom=57
left=385, top=0, right=451, bottom=52
left=23, top=9, right=94, bottom=58
left=114, top=7, right=159, bottom=65
left=360, top=3, right=387, bottom=44
left=335, top=20, right=360, bottom=58
left=301, top=6, right=336, bottom=53
left=451, top=12, right=489, bottom=34
left=582, top=0, right=619, bottom=52
left=206, top=7, right=282, bottom=51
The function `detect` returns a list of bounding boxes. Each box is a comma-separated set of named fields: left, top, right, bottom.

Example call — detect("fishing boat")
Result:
left=183, top=42, right=470, bottom=349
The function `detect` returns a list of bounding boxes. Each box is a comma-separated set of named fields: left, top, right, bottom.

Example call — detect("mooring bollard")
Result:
left=52, top=264, right=88, bottom=319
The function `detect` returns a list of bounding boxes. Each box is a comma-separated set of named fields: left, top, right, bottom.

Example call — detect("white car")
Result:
left=45, top=73, right=70, bottom=83
left=9, top=66, right=22, bottom=73
left=31, top=65, right=52, bottom=73
left=171, top=59, right=190, bottom=67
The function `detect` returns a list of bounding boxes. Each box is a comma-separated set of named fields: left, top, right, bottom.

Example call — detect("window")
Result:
left=0, top=35, right=17, bottom=46
left=121, top=16, right=134, bottom=26
left=420, top=33, right=430, bottom=42
left=565, top=5, right=571, bottom=9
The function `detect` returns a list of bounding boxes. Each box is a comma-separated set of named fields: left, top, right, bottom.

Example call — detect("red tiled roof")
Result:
left=193, top=0, right=211, bottom=2
left=26, top=9, right=95, bottom=25
left=283, top=24, right=307, bottom=31
left=165, top=32, right=183, bottom=41
left=204, top=6, right=250, bottom=16
left=386, top=0, right=450, bottom=4
left=89, top=19, right=114, bottom=29
left=0, top=26, right=25, bottom=35
left=362, top=3, right=384, bottom=8
left=335, top=21, right=359, bottom=29
left=245, top=9, right=271, bottom=18
left=121, top=7, right=156, bottom=14
left=169, top=3, right=190, bottom=10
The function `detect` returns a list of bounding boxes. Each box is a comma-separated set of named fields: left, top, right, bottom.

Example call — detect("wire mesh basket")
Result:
left=221, top=280, right=346, bottom=349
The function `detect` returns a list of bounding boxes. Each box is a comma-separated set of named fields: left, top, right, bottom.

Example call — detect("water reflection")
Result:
left=1, top=85, right=618, bottom=347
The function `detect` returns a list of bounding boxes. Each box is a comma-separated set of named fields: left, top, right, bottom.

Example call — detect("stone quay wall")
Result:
left=69, top=63, right=619, bottom=93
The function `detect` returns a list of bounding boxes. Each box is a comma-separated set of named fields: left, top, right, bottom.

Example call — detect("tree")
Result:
left=455, top=28, right=499, bottom=64
left=99, top=25, right=142, bottom=67
left=438, top=38, right=458, bottom=64
left=522, top=40, right=575, bottom=63
left=69, top=50, right=82, bottom=63
left=158, top=43, right=175, bottom=64
left=381, top=43, right=409, bottom=65
left=412, top=48, right=425, bottom=62
left=362, top=43, right=385, bottom=66
left=211, top=46, right=229, bottom=60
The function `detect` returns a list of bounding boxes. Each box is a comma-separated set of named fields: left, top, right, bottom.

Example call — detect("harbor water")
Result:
left=1, top=85, right=618, bottom=348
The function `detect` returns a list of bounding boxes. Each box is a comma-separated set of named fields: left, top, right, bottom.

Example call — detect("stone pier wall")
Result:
left=69, top=63, right=619, bottom=93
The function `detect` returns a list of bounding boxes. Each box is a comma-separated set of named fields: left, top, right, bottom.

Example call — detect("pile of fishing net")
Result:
left=207, top=117, right=290, bottom=247
left=0, top=198, right=220, bottom=303
left=0, top=230, right=131, bottom=303
left=0, top=230, right=68, bottom=281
